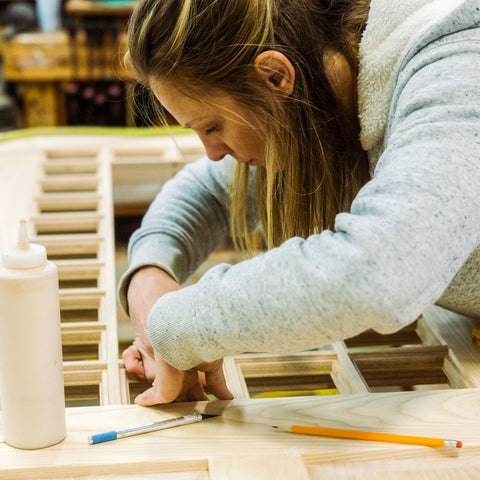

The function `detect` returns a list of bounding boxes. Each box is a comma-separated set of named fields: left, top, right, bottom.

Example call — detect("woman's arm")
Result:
left=118, top=152, right=255, bottom=386
left=146, top=27, right=480, bottom=371
left=118, top=155, right=256, bottom=310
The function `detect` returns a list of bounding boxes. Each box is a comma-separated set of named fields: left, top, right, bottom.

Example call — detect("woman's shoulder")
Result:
left=358, top=0, right=475, bottom=153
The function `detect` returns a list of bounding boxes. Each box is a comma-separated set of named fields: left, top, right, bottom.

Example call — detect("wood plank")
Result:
left=61, top=322, right=105, bottom=345
left=32, top=212, right=102, bottom=234
left=30, top=233, right=102, bottom=256
left=309, top=460, right=480, bottom=479
left=350, top=345, right=449, bottom=387
left=222, top=357, right=250, bottom=400
left=64, top=367, right=104, bottom=387
left=67, top=474, right=209, bottom=480
left=55, top=259, right=103, bottom=281
left=97, top=148, right=122, bottom=404
left=331, top=342, right=369, bottom=394
left=36, top=192, right=101, bottom=212
left=418, top=308, right=480, bottom=388
left=235, top=351, right=336, bottom=378
left=59, top=288, right=104, bottom=310
left=209, top=454, right=310, bottom=480
left=40, top=174, right=99, bottom=192
left=0, top=389, right=479, bottom=479
left=111, top=135, right=203, bottom=185
left=46, top=149, right=100, bottom=159
left=42, top=159, right=99, bottom=175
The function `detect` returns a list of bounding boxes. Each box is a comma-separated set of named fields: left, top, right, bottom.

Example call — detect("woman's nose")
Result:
left=202, top=139, right=232, bottom=162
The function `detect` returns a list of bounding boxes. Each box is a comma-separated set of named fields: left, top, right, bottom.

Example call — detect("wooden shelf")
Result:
left=65, top=0, right=136, bottom=16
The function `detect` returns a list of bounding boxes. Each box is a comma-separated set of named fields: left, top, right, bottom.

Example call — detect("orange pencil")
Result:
left=272, top=424, right=462, bottom=448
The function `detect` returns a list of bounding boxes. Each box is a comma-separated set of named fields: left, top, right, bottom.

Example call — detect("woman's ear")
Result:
left=254, top=50, right=295, bottom=95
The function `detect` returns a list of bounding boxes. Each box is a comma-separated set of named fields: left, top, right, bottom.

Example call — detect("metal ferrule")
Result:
left=444, top=439, right=459, bottom=448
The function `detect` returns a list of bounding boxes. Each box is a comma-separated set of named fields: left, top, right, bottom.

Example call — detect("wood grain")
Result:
left=1, top=389, right=479, bottom=479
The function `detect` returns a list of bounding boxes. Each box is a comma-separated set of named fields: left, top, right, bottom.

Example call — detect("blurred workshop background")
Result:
left=0, top=0, right=140, bottom=131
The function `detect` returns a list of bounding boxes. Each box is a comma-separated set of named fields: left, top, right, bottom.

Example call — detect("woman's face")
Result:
left=150, top=78, right=266, bottom=167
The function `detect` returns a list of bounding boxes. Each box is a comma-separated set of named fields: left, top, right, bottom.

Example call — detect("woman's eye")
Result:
left=205, top=126, right=217, bottom=135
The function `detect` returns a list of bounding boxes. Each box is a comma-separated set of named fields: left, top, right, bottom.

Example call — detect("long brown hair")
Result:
left=126, top=0, right=371, bottom=251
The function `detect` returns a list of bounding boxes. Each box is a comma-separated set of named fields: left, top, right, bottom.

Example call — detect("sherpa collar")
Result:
left=357, top=0, right=465, bottom=154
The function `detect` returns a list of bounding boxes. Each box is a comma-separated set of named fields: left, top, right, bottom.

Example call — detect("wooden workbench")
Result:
left=2, top=389, right=480, bottom=479
left=0, top=131, right=479, bottom=479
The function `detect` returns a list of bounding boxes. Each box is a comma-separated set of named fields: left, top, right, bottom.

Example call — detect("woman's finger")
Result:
left=186, top=380, right=210, bottom=401
left=203, top=361, right=233, bottom=400
left=135, top=353, right=186, bottom=405
left=122, top=344, right=146, bottom=379
left=133, top=340, right=156, bottom=382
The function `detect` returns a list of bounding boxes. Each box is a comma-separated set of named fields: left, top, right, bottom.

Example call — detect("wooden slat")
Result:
left=350, top=345, right=448, bottom=367
left=97, top=148, right=123, bottom=404
left=331, top=342, right=369, bottom=394
left=46, top=150, right=100, bottom=159
left=350, top=345, right=449, bottom=388
left=61, top=322, right=105, bottom=345
left=235, top=351, right=336, bottom=378
left=419, top=307, right=480, bottom=388
left=32, top=212, right=102, bottom=233
left=59, top=288, right=104, bottom=310
left=36, top=192, right=101, bottom=212
left=31, top=233, right=102, bottom=256
left=222, top=357, right=250, bottom=399
left=40, top=174, right=99, bottom=192
left=61, top=309, right=99, bottom=323
left=63, top=360, right=107, bottom=386
left=55, top=259, right=103, bottom=281
left=42, top=159, right=99, bottom=175
left=118, top=368, right=133, bottom=406
left=112, top=159, right=187, bottom=185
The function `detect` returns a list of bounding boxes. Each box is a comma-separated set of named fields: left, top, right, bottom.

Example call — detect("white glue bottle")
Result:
left=0, top=220, right=66, bottom=449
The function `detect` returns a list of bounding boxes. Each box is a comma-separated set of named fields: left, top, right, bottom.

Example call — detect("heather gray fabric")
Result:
left=119, top=0, right=480, bottom=370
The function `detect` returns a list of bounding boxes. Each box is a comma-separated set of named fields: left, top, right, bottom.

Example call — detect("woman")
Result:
left=119, top=0, right=480, bottom=405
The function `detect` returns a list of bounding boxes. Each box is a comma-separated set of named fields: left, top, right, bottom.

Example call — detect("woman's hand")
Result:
left=123, top=266, right=180, bottom=381
left=134, top=352, right=233, bottom=405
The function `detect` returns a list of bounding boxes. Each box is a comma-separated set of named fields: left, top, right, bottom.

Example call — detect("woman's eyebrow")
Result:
left=184, top=116, right=209, bottom=128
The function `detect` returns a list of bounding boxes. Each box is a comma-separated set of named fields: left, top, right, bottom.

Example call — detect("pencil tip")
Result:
left=272, top=425, right=278, bottom=429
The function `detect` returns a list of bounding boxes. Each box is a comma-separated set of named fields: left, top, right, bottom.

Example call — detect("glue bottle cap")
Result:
left=1, top=220, right=47, bottom=269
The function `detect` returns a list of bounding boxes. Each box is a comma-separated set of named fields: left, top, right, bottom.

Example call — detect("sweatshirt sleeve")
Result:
left=147, top=28, right=480, bottom=370
left=118, top=155, right=256, bottom=314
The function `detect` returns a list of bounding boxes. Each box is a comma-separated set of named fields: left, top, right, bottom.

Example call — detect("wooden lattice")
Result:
left=0, top=133, right=479, bottom=479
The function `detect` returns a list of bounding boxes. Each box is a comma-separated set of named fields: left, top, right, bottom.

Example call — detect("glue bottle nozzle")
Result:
left=17, top=220, right=30, bottom=250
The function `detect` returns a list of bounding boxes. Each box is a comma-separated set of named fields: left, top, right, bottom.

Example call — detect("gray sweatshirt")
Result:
left=119, top=0, right=480, bottom=370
